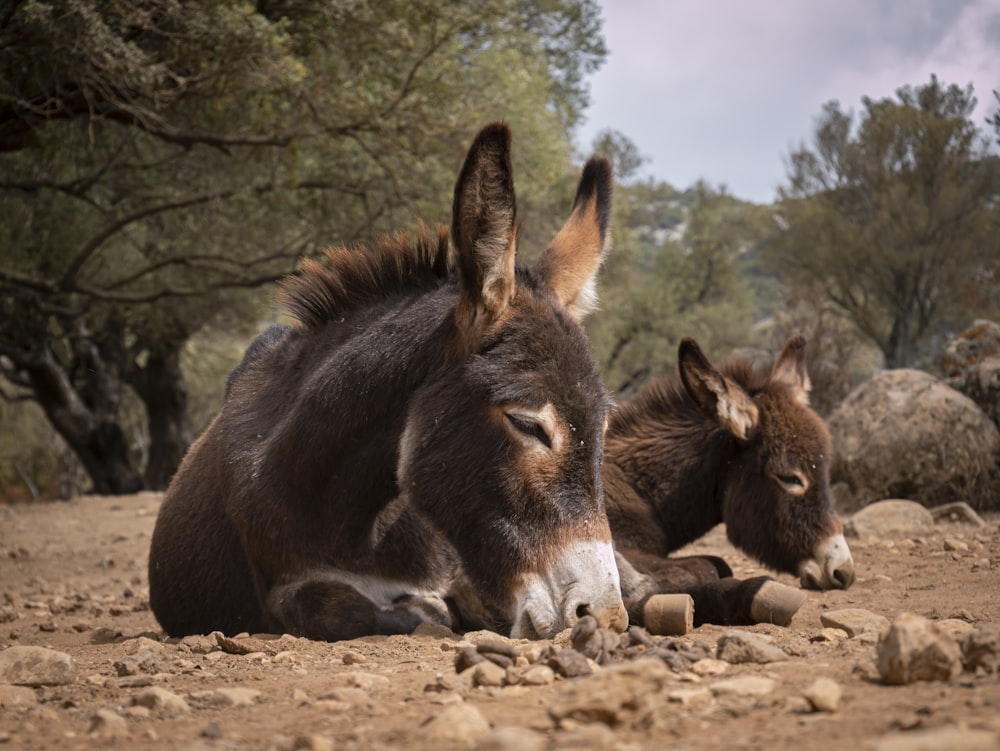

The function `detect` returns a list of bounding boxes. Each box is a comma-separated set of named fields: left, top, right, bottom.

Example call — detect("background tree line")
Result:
left=1, top=1, right=998, bottom=500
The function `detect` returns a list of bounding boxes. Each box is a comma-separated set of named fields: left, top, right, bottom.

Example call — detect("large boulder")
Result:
left=828, top=369, right=1000, bottom=512
left=940, top=320, right=1000, bottom=430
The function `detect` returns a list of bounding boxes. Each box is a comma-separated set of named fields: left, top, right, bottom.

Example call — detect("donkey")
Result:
left=148, top=123, right=628, bottom=642
left=604, top=336, right=856, bottom=626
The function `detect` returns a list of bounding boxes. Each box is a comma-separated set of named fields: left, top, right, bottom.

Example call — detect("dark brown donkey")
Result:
left=605, top=336, right=856, bottom=626
left=148, top=123, right=628, bottom=642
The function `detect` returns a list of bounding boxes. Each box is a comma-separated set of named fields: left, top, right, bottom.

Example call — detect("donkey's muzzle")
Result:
left=799, top=533, right=856, bottom=590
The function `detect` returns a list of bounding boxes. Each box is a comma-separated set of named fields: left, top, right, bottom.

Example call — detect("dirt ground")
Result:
left=0, top=492, right=998, bottom=751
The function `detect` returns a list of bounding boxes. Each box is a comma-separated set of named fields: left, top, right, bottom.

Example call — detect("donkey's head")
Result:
left=397, top=123, right=626, bottom=638
left=679, top=336, right=855, bottom=590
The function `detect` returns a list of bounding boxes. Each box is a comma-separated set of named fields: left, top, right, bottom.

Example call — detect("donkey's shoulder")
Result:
left=278, top=225, right=451, bottom=328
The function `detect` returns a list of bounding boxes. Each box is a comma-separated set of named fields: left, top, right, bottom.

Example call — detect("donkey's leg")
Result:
left=266, top=579, right=452, bottom=641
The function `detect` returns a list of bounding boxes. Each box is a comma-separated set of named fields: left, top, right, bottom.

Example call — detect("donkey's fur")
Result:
left=605, top=336, right=856, bottom=626
left=148, top=123, right=627, bottom=642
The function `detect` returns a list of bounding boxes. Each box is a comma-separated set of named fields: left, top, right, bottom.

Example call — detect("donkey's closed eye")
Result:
left=774, top=472, right=808, bottom=495
left=506, top=413, right=552, bottom=449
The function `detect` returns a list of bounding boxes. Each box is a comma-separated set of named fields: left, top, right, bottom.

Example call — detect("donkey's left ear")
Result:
left=770, top=335, right=811, bottom=406
left=678, top=338, right=759, bottom=442
left=536, top=156, right=613, bottom=322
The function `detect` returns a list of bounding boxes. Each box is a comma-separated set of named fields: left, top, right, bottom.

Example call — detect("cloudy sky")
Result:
left=575, top=0, right=1000, bottom=204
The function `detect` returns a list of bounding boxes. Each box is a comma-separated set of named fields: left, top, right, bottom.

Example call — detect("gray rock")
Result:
left=876, top=612, right=963, bottom=684
left=819, top=608, right=889, bottom=638
left=548, top=657, right=672, bottom=727
left=871, top=725, right=1000, bottom=751
left=422, top=703, right=491, bottom=743
left=716, top=630, right=789, bottom=664
left=845, top=500, right=935, bottom=540
left=929, top=501, right=987, bottom=527
left=0, top=646, right=77, bottom=686
left=802, top=677, right=841, bottom=712
left=961, top=622, right=1000, bottom=674
left=828, top=369, right=1000, bottom=511
left=0, top=684, right=37, bottom=707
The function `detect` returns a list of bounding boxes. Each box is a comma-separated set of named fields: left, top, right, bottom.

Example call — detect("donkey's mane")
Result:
left=278, top=224, right=452, bottom=328
left=611, top=356, right=766, bottom=433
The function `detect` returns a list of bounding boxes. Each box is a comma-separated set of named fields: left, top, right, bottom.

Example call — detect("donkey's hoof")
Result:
left=749, top=581, right=807, bottom=626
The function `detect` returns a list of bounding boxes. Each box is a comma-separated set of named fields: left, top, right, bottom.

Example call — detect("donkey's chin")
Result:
left=798, top=533, right=856, bottom=590
left=509, top=539, right=628, bottom=640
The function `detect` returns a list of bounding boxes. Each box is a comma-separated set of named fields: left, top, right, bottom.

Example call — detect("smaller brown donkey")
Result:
left=148, top=123, right=628, bottom=642
left=605, top=336, right=856, bottom=626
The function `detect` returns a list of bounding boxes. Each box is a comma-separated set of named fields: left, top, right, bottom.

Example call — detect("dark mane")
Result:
left=610, top=354, right=766, bottom=433
left=278, top=224, right=451, bottom=328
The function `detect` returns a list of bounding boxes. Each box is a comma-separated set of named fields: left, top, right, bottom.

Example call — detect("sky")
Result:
left=575, top=0, right=1000, bottom=204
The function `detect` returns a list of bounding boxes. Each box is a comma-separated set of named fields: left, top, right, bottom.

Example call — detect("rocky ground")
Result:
left=0, top=492, right=998, bottom=751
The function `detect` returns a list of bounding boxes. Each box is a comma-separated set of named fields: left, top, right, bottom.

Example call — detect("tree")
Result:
left=764, top=76, right=998, bottom=369
left=0, top=0, right=607, bottom=495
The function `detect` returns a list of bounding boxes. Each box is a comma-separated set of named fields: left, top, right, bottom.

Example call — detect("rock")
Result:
left=716, top=630, right=789, bottom=664
left=929, top=502, right=987, bottom=527
left=709, top=675, right=776, bottom=698
left=871, top=725, right=1000, bottom=751
left=214, top=687, right=262, bottom=706
left=690, top=658, right=729, bottom=676
left=876, top=612, right=963, bottom=684
left=518, top=664, right=555, bottom=686
left=341, top=650, right=367, bottom=665
left=422, top=703, right=491, bottom=744
left=470, top=660, right=506, bottom=688
left=941, top=320, right=1000, bottom=429
left=667, top=687, right=713, bottom=706
left=0, top=684, right=38, bottom=707
left=114, top=647, right=168, bottom=677
left=845, top=500, right=935, bottom=540
left=828, top=369, right=1000, bottom=511
left=546, top=648, right=593, bottom=679
left=548, top=657, right=672, bottom=727
left=802, top=677, right=841, bottom=712
left=89, top=708, right=128, bottom=739
left=0, top=646, right=77, bottom=686
left=820, top=608, right=889, bottom=638
left=961, top=622, right=1000, bottom=674
left=132, top=686, right=191, bottom=715
left=474, top=726, right=546, bottom=751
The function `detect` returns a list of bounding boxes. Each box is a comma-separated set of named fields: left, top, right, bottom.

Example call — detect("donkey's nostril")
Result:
left=833, top=565, right=855, bottom=589
left=575, top=603, right=592, bottom=620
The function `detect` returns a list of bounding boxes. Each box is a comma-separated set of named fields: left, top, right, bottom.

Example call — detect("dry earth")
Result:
left=1, top=493, right=998, bottom=751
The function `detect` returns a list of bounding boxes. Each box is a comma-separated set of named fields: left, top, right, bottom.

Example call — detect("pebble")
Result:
left=341, top=651, right=367, bottom=665
left=802, top=677, right=842, bottom=712
left=132, top=686, right=191, bottom=715
left=870, top=726, right=1000, bottom=751
left=820, top=608, right=889, bottom=638
left=709, top=675, right=777, bottom=698
left=0, top=645, right=77, bottom=686
left=876, top=612, right=962, bottom=684
left=961, top=622, right=1000, bottom=674
left=944, top=538, right=969, bottom=552
left=518, top=664, right=555, bottom=686
left=215, top=687, right=262, bottom=706
left=88, top=708, right=128, bottom=739
left=547, top=657, right=671, bottom=727
left=716, top=631, right=789, bottom=664
left=472, top=661, right=507, bottom=688
left=422, top=703, right=491, bottom=743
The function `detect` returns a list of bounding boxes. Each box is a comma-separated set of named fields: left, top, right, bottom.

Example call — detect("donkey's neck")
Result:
left=606, top=382, right=736, bottom=555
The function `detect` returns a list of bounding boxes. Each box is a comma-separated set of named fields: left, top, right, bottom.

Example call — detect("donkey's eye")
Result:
left=774, top=472, right=808, bottom=495
left=505, top=413, right=552, bottom=449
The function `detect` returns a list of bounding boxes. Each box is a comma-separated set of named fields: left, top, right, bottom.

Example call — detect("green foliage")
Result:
left=763, top=76, right=999, bottom=369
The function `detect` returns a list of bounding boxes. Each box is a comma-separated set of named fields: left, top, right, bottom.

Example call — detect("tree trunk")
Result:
left=131, top=340, right=191, bottom=490
left=26, top=347, right=144, bottom=495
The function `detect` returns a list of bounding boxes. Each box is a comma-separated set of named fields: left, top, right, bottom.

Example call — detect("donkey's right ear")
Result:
left=678, top=338, right=759, bottom=441
left=537, top=156, right=613, bottom=322
left=451, top=122, right=518, bottom=329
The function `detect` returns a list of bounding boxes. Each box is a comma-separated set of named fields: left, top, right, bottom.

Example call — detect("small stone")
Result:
left=519, top=664, right=555, bottom=686
left=876, top=612, right=962, bottom=684
left=820, top=608, right=889, bottom=638
left=201, top=722, right=223, bottom=739
left=546, top=648, right=592, bottom=678
left=0, top=646, right=77, bottom=686
left=944, top=538, right=969, bottom=552
left=341, top=651, right=367, bottom=665
left=422, top=703, right=491, bottom=743
left=0, top=684, right=38, bottom=707
left=455, top=646, right=485, bottom=673
left=132, top=686, right=190, bottom=715
left=709, top=675, right=777, bottom=697
left=690, top=658, right=729, bottom=676
left=812, top=628, right=850, bottom=643
left=215, top=687, right=262, bottom=707
left=716, top=631, right=789, bottom=664
left=89, top=708, right=128, bottom=739
left=802, top=677, right=842, bottom=712
left=472, top=661, right=507, bottom=688
left=548, top=658, right=672, bottom=727
left=961, top=622, right=1000, bottom=674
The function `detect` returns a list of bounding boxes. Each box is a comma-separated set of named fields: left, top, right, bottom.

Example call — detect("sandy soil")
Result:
left=0, top=492, right=998, bottom=751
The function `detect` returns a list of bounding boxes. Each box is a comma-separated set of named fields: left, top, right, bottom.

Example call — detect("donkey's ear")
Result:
left=536, top=156, right=613, bottom=322
left=770, top=335, right=811, bottom=406
left=452, top=122, right=518, bottom=327
left=678, top=338, right=759, bottom=441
